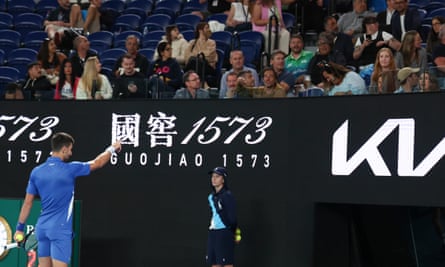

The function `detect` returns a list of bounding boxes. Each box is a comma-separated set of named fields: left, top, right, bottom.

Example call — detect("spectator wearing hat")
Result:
left=22, top=62, right=53, bottom=100
left=206, top=166, right=237, bottom=267
left=394, top=67, right=420, bottom=93
left=353, top=16, right=400, bottom=69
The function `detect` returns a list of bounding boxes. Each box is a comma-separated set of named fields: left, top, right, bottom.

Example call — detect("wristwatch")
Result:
left=0, top=216, right=12, bottom=259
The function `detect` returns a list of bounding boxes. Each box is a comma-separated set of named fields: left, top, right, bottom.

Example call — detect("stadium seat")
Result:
left=0, top=66, right=20, bottom=97
left=100, top=48, right=126, bottom=69
left=22, top=31, right=47, bottom=51
left=181, top=30, right=194, bottom=41
left=211, top=31, right=232, bottom=48
left=142, top=30, right=165, bottom=49
left=152, top=0, right=182, bottom=18
left=0, top=49, right=4, bottom=65
left=0, top=12, right=13, bottom=29
left=114, top=30, right=142, bottom=48
left=122, top=0, right=153, bottom=19
left=207, top=13, right=227, bottom=24
left=282, top=13, right=295, bottom=32
left=424, top=2, right=445, bottom=15
left=6, top=48, right=37, bottom=80
left=140, top=14, right=172, bottom=32
left=181, top=0, right=207, bottom=14
left=88, top=30, right=114, bottom=54
left=418, top=9, right=427, bottom=23
left=13, top=13, right=44, bottom=37
left=35, top=0, right=58, bottom=17
left=0, top=0, right=5, bottom=12
left=419, top=24, right=431, bottom=42
left=8, top=0, right=36, bottom=16
left=100, top=0, right=125, bottom=31
left=175, top=13, right=202, bottom=32
left=409, top=0, right=430, bottom=8
left=239, top=40, right=258, bottom=69
left=428, top=8, right=445, bottom=19
left=138, top=48, right=155, bottom=62
left=238, top=30, right=263, bottom=58
left=0, top=29, right=21, bottom=54
left=112, top=14, right=141, bottom=32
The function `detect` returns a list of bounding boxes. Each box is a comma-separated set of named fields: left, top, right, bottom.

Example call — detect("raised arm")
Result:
left=88, top=141, right=122, bottom=171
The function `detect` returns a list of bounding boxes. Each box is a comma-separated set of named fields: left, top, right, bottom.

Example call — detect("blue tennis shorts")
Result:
left=206, top=228, right=235, bottom=265
left=36, top=227, right=73, bottom=264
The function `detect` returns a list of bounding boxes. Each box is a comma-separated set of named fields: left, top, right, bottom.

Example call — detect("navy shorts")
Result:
left=206, top=228, right=234, bottom=265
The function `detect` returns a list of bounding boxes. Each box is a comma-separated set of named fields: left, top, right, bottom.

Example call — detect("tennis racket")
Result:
left=3, top=229, right=38, bottom=253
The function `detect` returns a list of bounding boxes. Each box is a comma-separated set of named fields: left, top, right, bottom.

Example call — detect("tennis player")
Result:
left=14, top=132, right=121, bottom=267
left=206, top=167, right=238, bottom=267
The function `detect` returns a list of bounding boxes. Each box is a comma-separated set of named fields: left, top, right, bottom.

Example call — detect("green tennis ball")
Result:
left=16, top=233, right=24, bottom=242
left=235, top=234, right=241, bottom=242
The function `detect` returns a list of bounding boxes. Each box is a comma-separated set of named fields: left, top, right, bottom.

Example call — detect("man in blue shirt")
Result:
left=14, top=132, right=121, bottom=267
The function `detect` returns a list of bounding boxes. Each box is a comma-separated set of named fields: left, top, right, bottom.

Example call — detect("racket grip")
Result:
left=4, top=243, right=19, bottom=250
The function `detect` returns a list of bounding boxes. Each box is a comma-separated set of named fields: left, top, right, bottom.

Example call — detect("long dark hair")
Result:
left=37, top=39, right=60, bottom=69
left=57, top=59, right=74, bottom=88
left=165, top=24, right=177, bottom=44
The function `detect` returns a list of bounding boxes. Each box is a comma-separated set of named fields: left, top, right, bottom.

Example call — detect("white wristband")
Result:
left=106, top=146, right=115, bottom=155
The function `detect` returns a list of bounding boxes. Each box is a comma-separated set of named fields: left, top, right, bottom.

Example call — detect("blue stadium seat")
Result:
left=6, top=48, right=37, bottom=80
left=238, top=30, right=263, bottom=57
left=0, top=49, right=4, bottom=65
left=8, top=0, right=36, bottom=16
left=207, top=13, right=227, bottom=24
left=100, top=0, right=126, bottom=31
left=282, top=12, right=295, bottom=32
left=13, top=13, right=44, bottom=37
left=181, top=0, right=206, bottom=14
left=138, top=48, right=155, bottom=62
left=239, top=40, right=258, bottom=69
left=424, top=2, right=445, bottom=15
left=88, top=31, right=114, bottom=54
left=409, top=0, right=430, bottom=8
left=418, top=9, right=427, bottom=23
left=100, top=48, right=126, bottom=69
left=0, top=0, right=5, bottom=12
left=0, top=66, right=20, bottom=97
left=101, top=0, right=125, bottom=13
left=181, top=30, right=194, bottom=41
left=140, top=14, right=172, bottom=32
left=114, top=30, right=142, bottom=48
left=153, top=0, right=182, bottom=18
left=419, top=24, right=431, bottom=42
left=23, top=31, right=47, bottom=51
left=113, top=14, right=142, bottom=32
left=211, top=31, right=232, bottom=48
left=175, top=13, right=201, bottom=32
left=122, top=0, right=153, bottom=19
left=0, top=12, right=13, bottom=29
left=0, top=29, right=21, bottom=54
left=142, top=30, right=165, bottom=49
left=428, top=8, right=445, bottom=19
left=35, top=0, right=58, bottom=17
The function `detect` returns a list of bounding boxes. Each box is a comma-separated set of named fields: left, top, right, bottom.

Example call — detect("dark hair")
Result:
left=37, top=38, right=60, bottom=70
left=261, top=67, right=278, bottom=80
left=51, top=132, right=75, bottom=152
left=319, top=61, right=351, bottom=82
left=237, top=70, right=252, bottom=78
left=165, top=24, right=177, bottom=44
left=194, top=22, right=208, bottom=39
left=157, top=41, right=169, bottom=57
left=57, top=58, right=75, bottom=89
left=362, top=16, right=377, bottom=32
left=183, top=70, right=196, bottom=84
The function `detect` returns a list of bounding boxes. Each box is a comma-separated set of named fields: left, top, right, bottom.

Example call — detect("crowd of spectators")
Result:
left=1, top=0, right=445, bottom=100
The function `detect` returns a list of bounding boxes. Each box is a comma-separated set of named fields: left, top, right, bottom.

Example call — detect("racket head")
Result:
left=23, top=233, right=37, bottom=251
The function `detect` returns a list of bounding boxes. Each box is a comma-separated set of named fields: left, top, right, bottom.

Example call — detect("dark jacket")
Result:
left=209, top=186, right=237, bottom=232
left=69, top=50, right=98, bottom=78
left=391, top=8, right=421, bottom=41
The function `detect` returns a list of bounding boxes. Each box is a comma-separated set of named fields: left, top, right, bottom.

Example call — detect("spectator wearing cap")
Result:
left=354, top=16, right=400, bottom=69
left=337, top=0, right=376, bottom=40
left=394, top=67, right=420, bottom=93
left=21, top=62, right=53, bottom=100
left=206, top=166, right=237, bottom=267
left=307, top=32, right=347, bottom=86
left=391, top=0, right=421, bottom=42
left=285, top=34, right=314, bottom=84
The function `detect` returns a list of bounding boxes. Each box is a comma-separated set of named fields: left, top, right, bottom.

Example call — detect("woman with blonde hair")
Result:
left=76, top=56, right=112, bottom=99
left=395, top=30, right=427, bottom=72
left=369, top=47, right=397, bottom=93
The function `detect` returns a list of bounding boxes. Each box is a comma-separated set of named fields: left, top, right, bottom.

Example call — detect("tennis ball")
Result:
left=235, top=235, right=241, bottom=242
left=16, top=233, right=24, bottom=242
